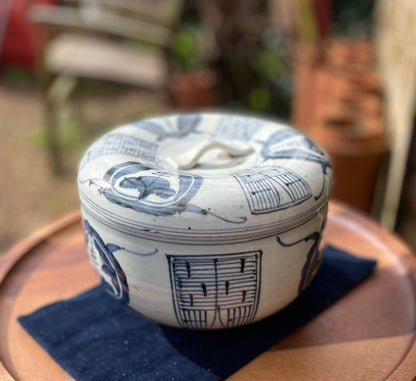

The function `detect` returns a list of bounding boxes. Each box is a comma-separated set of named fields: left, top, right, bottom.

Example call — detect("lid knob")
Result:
left=164, top=139, right=254, bottom=170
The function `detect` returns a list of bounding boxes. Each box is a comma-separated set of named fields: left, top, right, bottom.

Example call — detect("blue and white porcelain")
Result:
left=78, top=112, right=332, bottom=329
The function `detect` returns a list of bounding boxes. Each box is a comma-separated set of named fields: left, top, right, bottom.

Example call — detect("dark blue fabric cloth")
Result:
left=18, top=246, right=376, bottom=381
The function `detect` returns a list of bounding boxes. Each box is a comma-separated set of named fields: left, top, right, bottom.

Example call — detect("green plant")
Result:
left=171, top=24, right=204, bottom=71
left=1, top=67, right=35, bottom=87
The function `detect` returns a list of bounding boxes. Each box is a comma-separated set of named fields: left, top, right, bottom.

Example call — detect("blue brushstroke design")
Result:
left=84, top=220, right=130, bottom=303
left=102, top=161, right=203, bottom=216
left=133, top=114, right=202, bottom=141
left=261, top=129, right=332, bottom=174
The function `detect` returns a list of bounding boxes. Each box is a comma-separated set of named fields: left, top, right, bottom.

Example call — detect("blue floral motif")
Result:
left=133, top=114, right=202, bottom=141
left=102, top=161, right=203, bottom=216
left=261, top=129, right=331, bottom=200
left=261, top=129, right=331, bottom=174
left=84, top=220, right=129, bottom=303
left=119, top=176, right=176, bottom=200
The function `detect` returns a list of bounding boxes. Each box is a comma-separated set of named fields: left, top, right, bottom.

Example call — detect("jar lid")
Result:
left=78, top=113, right=332, bottom=241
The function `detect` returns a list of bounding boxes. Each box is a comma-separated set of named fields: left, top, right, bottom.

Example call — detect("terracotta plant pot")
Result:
left=310, top=119, right=387, bottom=213
left=170, top=69, right=218, bottom=110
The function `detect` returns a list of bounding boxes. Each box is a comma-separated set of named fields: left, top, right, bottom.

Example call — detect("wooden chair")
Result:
left=28, top=0, right=184, bottom=173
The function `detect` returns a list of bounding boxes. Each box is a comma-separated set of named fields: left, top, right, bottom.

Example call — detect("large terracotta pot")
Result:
left=310, top=117, right=387, bottom=213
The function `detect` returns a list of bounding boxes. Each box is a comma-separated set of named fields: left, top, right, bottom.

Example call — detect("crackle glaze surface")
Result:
left=78, top=113, right=332, bottom=329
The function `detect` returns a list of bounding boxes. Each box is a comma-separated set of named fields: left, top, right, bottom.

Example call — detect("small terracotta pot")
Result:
left=170, top=69, right=218, bottom=110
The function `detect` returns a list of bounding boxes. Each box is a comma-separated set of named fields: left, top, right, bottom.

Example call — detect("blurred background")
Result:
left=1, top=0, right=415, bottom=254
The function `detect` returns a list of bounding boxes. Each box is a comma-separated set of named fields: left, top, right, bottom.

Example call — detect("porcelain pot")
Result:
left=77, top=112, right=332, bottom=329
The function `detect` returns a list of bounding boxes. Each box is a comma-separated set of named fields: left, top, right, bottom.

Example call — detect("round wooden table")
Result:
left=0, top=202, right=415, bottom=380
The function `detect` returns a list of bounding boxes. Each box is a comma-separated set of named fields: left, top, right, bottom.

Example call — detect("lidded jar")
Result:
left=78, top=113, right=332, bottom=329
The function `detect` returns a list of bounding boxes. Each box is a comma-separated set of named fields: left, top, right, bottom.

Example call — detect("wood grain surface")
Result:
left=0, top=202, right=415, bottom=380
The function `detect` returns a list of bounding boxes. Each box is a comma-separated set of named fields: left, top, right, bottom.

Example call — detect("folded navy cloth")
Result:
left=18, top=246, right=376, bottom=381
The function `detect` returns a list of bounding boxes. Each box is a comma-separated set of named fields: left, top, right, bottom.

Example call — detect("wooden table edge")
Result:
left=0, top=210, right=82, bottom=379
left=328, top=202, right=416, bottom=380
left=1, top=204, right=416, bottom=380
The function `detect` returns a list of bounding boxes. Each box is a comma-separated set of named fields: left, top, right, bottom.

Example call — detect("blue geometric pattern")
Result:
left=167, top=251, right=262, bottom=329
left=80, top=133, right=158, bottom=167
left=233, top=166, right=312, bottom=215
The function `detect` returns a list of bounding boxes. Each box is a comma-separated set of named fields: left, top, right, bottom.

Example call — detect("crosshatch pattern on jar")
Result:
left=80, top=133, right=159, bottom=168
left=233, top=167, right=312, bottom=215
left=167, top=251, right=262, bottom=329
